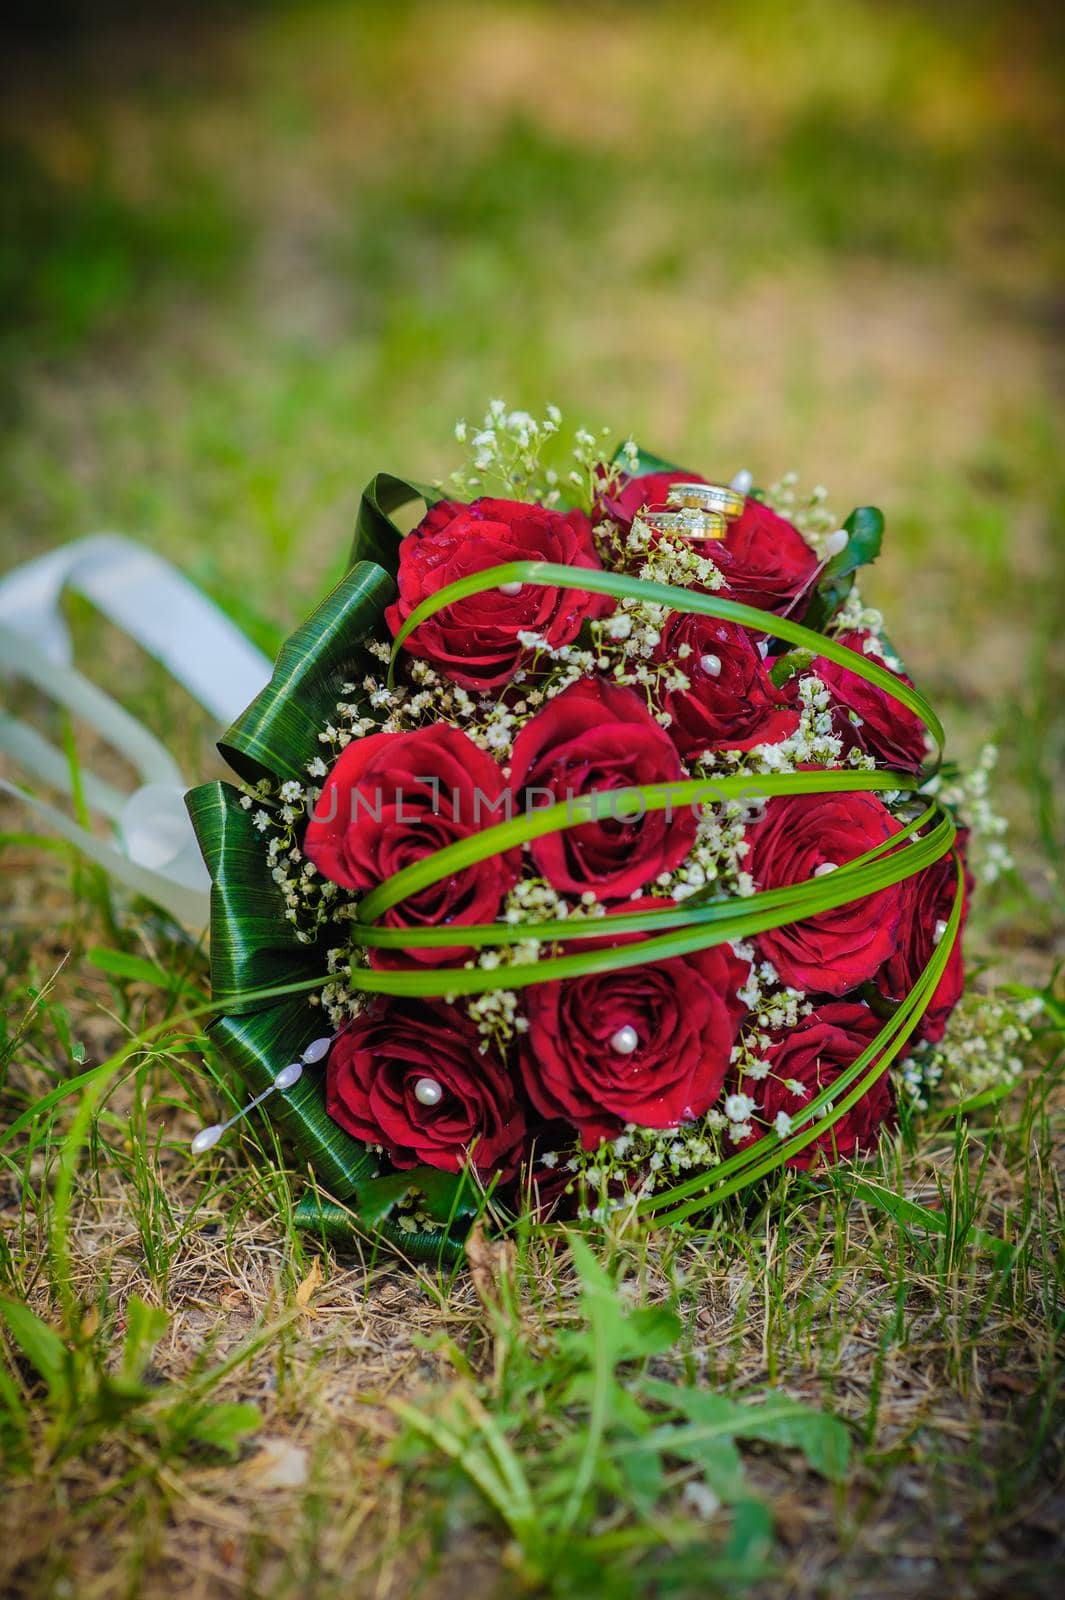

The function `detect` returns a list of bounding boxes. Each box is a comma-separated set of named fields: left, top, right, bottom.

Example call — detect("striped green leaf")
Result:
left=209, top=998, right=375, bottom=1198
left=350, top=473, right=443, bottom=575
left=218, top=559, right=396, bottom=789
left=186, top=780, right=314, bottom=1014
left=292, top=1193, right=467, bottom=1264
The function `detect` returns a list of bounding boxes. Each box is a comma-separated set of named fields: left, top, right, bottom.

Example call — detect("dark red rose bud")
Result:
left=508, top=676, right=698, bottom=902
left=326, top=998, right=525, bottom=1178
left=812, top=630, right=929, bottom=774
left=519, top=912, right=750, bottom=1146
left=652, top=613, right=800, bottom=758
left=303, top=724, right=518, bottom=967
left=745, top=790, right=910, bottom=995
left=386, top=497, right=611, bottom=690
left=737, top=1000, right=895, bottom=1170
left=875, top=833, right=971, bottom=1044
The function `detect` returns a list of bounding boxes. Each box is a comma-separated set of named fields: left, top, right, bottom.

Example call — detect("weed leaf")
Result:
left=0, top=1297, right=70, bottom=1404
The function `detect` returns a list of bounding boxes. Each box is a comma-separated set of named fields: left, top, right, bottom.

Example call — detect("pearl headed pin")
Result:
left=189, top=1036, right=332, bottom=1155
left=609, top=1025, right=640, bottom=1055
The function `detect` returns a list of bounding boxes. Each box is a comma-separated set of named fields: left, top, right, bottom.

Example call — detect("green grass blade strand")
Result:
left=353, top=805, right=953, bottom=950
left=386, top=561, right=944, bottom=756
left=638, top=874, right=960, bottom=1215
left=640, top=862, right=964, bottom=1221
left=356, top=769, right=919, bottom=926
left=642, top=906, right=954, bottom=1218
left=842, top=1177, right=1012, bottom=1263
left=224, top=809, right=952, bottom=1003
left=0, top=974, right=331, bottom=1151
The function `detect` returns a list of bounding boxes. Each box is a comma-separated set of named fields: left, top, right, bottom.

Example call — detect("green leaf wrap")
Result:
left=218, top=560, right=396, bottom=789
left=350, top=473, right=442, bottom=575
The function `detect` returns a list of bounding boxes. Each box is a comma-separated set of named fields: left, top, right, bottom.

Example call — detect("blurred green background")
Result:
left=1, top=0, right=1063, bottom=953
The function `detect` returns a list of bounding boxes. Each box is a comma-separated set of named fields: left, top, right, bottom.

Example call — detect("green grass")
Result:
left=0, top=941, right=1061, bottom=1595
left=1, top=1, right=1064, bottom=1595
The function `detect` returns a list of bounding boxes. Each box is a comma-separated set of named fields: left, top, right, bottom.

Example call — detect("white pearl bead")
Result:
left=499, top=581, right=523, bottom=596
left=301, top=1036, right=332, bottom=1064
left=414, top=1076, right=444, bottom=1107
left=609, top=1025, right=640, bottom=1055
left=933, top=918, right=948, bottom=946
left=730, top=469, right=753, bottom=495
left=191, top=1124, right=223, bottom=1155
left=699, top=653, right=722, bottom=678
left=824, top=529, right=849, bottom=559
left=814, top=861, right=839, bottom=877
left=275, top=1062, right=303, bottom=1091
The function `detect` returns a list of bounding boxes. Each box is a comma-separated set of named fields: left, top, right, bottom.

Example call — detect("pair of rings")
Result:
left=638, top=481, right=746, bottom=541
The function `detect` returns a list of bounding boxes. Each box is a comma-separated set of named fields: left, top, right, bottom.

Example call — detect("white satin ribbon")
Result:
left=0, top=534, right=270, bottom=724
left=0, top=535, right=274, bottom=928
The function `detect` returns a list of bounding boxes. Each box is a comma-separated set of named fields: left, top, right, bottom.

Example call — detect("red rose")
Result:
left=745, top=791, right=909, bottom=995
left=385, top=497, right=610, bottom=689
left=737, top=1001, right=895, bottom=1170
left=508, top=677, right=698, bottom=902
left=812, top=631, right=929, bottom=774
left=519, top=915, right=750, bottom=1146
left=721, top=498, right=821, bottom=616
left=652, top=614, right=800, bottom=758
left=875, top=837, right=970, bottom=1044
left=303, top=724, right=518, bottom=966
left=326, top=998, right=525, bottom=1178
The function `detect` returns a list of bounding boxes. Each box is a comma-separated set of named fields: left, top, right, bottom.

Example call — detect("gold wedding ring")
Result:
left=638, top=507, right=728, bottom=541
left=666, top=481, right=746, bottom=520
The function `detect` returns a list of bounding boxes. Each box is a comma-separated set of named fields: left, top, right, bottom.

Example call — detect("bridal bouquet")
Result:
left=187, top=405, right=978, bottom=1260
